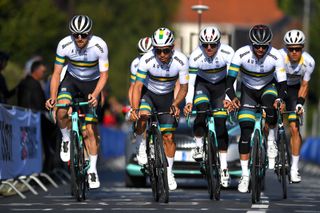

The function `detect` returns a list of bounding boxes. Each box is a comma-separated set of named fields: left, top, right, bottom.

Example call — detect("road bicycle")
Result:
left=274, top=104, right=303, bottom=199
left=187, top=108, right=225, bottom=200
left=56, top=99, right=90, bottom=202
left=140, top=111, right=173, bottom=203
left=242, top=104, right=268, bottom=204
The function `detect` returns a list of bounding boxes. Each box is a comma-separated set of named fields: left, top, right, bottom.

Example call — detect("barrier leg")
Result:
left=39, top=173, right=58, bottom=188
left=18, top=176, right=38, bottom=195
left=28, top=174, right=48, bottom=192
left=1, top=181, right=26, bottom=199
left=50, top=171, right=68, bottom=185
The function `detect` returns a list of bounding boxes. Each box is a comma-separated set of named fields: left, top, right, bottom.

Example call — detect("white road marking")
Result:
left=11, top=208, right=52, bottom=211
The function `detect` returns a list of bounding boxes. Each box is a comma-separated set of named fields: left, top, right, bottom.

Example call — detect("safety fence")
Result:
left=0, top=104, right=59, bottom=199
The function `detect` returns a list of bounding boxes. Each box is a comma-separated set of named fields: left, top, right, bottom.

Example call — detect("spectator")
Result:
left=17, top=60, right=58, bottom=172
left=17, top=60, right=46, bottom=110
left=0, top=51, right=16, bottom=104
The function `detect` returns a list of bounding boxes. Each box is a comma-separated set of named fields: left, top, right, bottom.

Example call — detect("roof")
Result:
left=174, top=0, right=284, bottom=25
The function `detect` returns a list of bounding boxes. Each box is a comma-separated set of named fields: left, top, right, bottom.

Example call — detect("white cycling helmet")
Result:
left=69, top=15, right=92, bottom=34
left=137, top=37, right=153, bottom=55
left=199, top=26, right=221, bottom=44
left=152, top=27, right=175, bottom=47
left=284, top=29, right=305, bottom=45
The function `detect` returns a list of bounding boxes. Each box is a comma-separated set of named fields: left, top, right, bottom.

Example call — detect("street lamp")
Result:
left=191, top=4, right=209, bottom=35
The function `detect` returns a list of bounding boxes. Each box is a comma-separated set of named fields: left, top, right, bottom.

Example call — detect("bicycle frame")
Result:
left=187, top=108, right=225, bottom=200
left=56, top=101, right=90, bottom=201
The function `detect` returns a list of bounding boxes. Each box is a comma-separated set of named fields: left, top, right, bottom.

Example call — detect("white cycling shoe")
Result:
left=192, top=146, right=203, bottom=161
left=220, top=169, right=231, bottom=188
left=268, top=140, right=278, bottom=169
left=88, top=172, right=100, bottom=189
left=238, top=175, right=249, bottom=193
left=60, top=141, right=70, bottom=162
left=290, top=169, right=301, bottom=183
left=136, top=142, right=148, bottom=165
left=167, top=171, right=177, bottom=191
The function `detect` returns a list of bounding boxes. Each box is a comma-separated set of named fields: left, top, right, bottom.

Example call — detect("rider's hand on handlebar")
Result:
left=130, top=108, right=140, bottom=121
left=223, top=99, right=235, bottom=112
left=170, top=104, right=180, bottom=117
left=45, top=98, right=56, bottom=110
left=183, top=103, right=193, bottom=116
left=231, top=97, right=241, bottom=109
left=295, top=104, right=304, bottom=115
left=273, top=98, right=286, bottom=112
left=88, top=94, right=98, bottom=107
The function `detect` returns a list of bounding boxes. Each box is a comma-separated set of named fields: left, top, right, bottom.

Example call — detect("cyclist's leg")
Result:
left=287, top=84, right=302, bottom=182
left=193, top=79, right=210, bottom=159
left=261, top=84, right=278, bottom=168
left=237, top=85, right=257, bottom=192
left=153, top=91, right=177, bottom=190
left=56, top=73, right=75, bottom=162
left=135, top=88, right=153, bottom=165
left=210, top=79, right=229, bottom=170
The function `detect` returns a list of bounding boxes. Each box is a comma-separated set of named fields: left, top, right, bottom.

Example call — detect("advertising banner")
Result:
left=0, top=105, right=42, bottom=180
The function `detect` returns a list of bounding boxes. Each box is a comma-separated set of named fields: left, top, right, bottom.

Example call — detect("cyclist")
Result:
left=226, top=25, right=287, bottom=193
left=183, top=26, right=234, bottom=188
left=130, top=27, right=189, bottom=190
left=45, top=15, right=109, bottom=189
left=127, top=37, right=153, bottom=165
left=279, top=29, right=315, bottom=183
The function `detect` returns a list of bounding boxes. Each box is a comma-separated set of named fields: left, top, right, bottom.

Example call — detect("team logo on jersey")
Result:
left=196, top=91, right=203, bottom=95
left=104, top=63, right=109, bottom=69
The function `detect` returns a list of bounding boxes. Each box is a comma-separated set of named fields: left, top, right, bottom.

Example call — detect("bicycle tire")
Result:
left=146, top=131, right=159, bottom=202
left=70, top=131, right=86, bottom=202
left=279, top=129, right=287, bottom=199
left=211, top=131, right=221, bottom=201
left=70, top=131, right=77, bottom=198
left=77, top=131, right=86, bottom=201
left=154, top=127, right=169, bottom=203
left=250, top=129, right=261, bottom=204
left=205, top=132, right=214, bottom=200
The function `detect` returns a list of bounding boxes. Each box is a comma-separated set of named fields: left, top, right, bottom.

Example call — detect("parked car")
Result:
left=125, top=115, right=241, bottom=187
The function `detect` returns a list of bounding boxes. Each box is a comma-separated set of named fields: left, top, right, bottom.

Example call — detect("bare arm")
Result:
left=91, top=71, right=108, bottom=99
left=172, top=83, right=188, bottom=107
left=298, top=80, right=308, bottom=99
left=128, top=83, right=135, bottom=107
left=132, top=81, right=143, bottom=110
left=50, top=64, right=63, bottom=100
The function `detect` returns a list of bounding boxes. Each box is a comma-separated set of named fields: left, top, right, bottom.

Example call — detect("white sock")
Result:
left=291, top=155, right=300, bottom=171
left=220, top=152, right=228, bottom=170
left=60, top=128, right=70, bottom=142
left=267, top=128, right=275, bottom=142
left=240, top=160, right=249, bottom=176
left=194, top=137, right=203, bottom=147
left=88, top=154, right=98, bottom=173
left=167, top=157, right=174, bottom=174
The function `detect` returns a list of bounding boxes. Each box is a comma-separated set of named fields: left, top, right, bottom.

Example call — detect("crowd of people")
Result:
left=0, top=14, right=313, bottom=194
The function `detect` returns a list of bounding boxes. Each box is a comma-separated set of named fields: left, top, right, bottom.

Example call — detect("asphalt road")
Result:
left=0, top=162, right=319, bottom=213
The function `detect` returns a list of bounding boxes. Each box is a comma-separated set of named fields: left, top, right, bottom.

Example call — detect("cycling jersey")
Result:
left=55, top=35, right=109, bottom=81
left=136, top=50, right=189, bottom=95
left=279, top=49, right=315, bottom=86
left=228, top=45, right=286, bottom=90
left=130, top=57, right=140, bottom=83
left=186, top=43, right=234, bottom=103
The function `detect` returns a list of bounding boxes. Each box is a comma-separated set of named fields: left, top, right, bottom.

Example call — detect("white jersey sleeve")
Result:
left=273, top=49, right=286, bottom=83
left=302, top=52, right=315, bottom=82
left=97, top=40, right=109, bottom=72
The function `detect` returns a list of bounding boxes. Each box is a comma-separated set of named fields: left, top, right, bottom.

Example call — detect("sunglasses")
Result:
left=288, top=47, right=302, bottom=52
left=72, top=33, right=89, bottom=39
left=253, top=44, right=269, bottom=50
left=155, top=48, right=172, bottom=55
left=202, top=43, right=218, bottom=48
